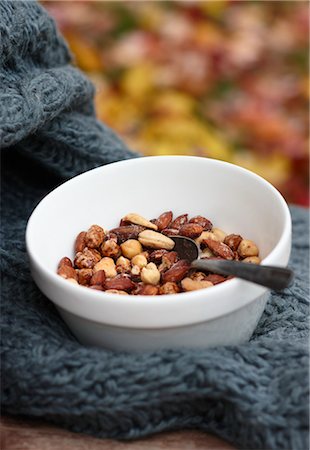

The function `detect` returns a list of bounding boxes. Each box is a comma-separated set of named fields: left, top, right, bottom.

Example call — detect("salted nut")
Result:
left=123, top=213, right=158, bottom=230
left=138, top=230, right=175, bottom=250
left=58, top=210, right=261, bottom=295
left=93, top=257, right=117, bottom=278
left=181, top=278, right=213, bottom=291
left=141, top=262, right=161, bottom=285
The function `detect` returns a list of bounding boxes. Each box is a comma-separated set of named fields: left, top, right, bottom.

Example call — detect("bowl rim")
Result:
left=26, top=156, right=292, bottom=327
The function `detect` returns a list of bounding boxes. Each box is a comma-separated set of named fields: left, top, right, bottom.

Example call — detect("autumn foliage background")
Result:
left=43, top=1, right=309, bottom=206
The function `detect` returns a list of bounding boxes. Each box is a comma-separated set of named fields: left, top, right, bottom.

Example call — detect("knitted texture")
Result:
left=1, top=2, right=309, bottom=450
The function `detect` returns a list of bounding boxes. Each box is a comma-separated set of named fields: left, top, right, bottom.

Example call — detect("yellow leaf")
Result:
left=121, top=64, right=155, bottom=99
left=151, top=90, right=196, bottom=117
left=64, top=32, right=103, bottom=72
left=233, top=152, right=291, bottom=186
left=139, top=117, right=232, bottom=160
left=199, top=1, right=228, bottom=18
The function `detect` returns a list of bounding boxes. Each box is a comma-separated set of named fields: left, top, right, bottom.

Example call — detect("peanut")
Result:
left=116, top=256, right=131, bottom=273
left=131, top=254, right=148, bottom=268
left=141, top=262, right=161, bottom=285
left=93, top=257, right=117, bottom=278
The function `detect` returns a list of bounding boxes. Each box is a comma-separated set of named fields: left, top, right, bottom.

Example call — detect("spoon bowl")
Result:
left=170, top=236, right=294, bottom=291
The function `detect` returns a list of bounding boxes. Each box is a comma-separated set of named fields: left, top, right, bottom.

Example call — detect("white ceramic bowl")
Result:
left=26, top=156, right=291, bottom=352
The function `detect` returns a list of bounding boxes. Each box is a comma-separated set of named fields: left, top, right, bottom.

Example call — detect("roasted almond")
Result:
left=90, top=270, right=106, bottom=287
left=202, top=239, right=234, bottom=260
left=204, top=274, right=227, bottom=285
left=158, top=251, right=179, bottom=273
left=162, top=259, right=190, bottom=283
left=132, top=283, right=159, bottom=295
left=89, top=285, right=105, bottom=291
left=224, top=234, right=243, bottom=251
left=110, top=225, right=145, bottom=243
left=161, top=228, right=179, bottom=236
left=58, top=257, right=73, bottom=269
left=170, top=214, right=188, bottom=230
left=77, top=268, right=93, bottom=286
left=149, top=249, right=169, bottom=263
left=105, top=274, right=136, bottom=292
left=57, top=265, right=78, bottom=281
left=154, top=211, right=173, bottom=231
left=189, top=216, right=212, bottom=230
left=75, top=231, right=86, bottom=253
left=179, top=223, right=204, bottom=238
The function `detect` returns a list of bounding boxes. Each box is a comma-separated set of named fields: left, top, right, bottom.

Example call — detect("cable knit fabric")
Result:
left=1, top=2, right=309, bottom=450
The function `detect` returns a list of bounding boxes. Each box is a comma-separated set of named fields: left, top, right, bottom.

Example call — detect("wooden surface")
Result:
left=1, top=415, right=236, bottom=450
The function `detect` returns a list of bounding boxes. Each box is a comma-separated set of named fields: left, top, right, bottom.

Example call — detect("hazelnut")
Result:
left=85, top=225, right=105, bottom=248
left=120, top=239, right=143, bottom=259
left=211, top=228, right=227, bottom=242
left=238, top=239, right=259, bottom=258
left=101, top=239, right=121, bottom=259
left=242, top=256, right=261, bottom=264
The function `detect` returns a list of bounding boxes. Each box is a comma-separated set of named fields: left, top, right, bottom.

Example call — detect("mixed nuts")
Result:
left=57, top=212, right=260, bottom=295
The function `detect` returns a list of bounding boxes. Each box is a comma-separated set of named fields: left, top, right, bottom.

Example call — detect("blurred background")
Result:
left=42, top=1, right=309, bottom=206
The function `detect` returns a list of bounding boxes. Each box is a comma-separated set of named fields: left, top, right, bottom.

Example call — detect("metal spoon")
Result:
left=170, top=236, right=294, bottom=291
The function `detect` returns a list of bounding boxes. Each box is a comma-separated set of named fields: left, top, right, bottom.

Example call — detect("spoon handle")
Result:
left=191, top=259, right=294, bottom=291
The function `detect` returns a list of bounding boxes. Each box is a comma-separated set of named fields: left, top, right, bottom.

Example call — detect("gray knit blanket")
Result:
left=1, top=2, right=309, bottom=449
